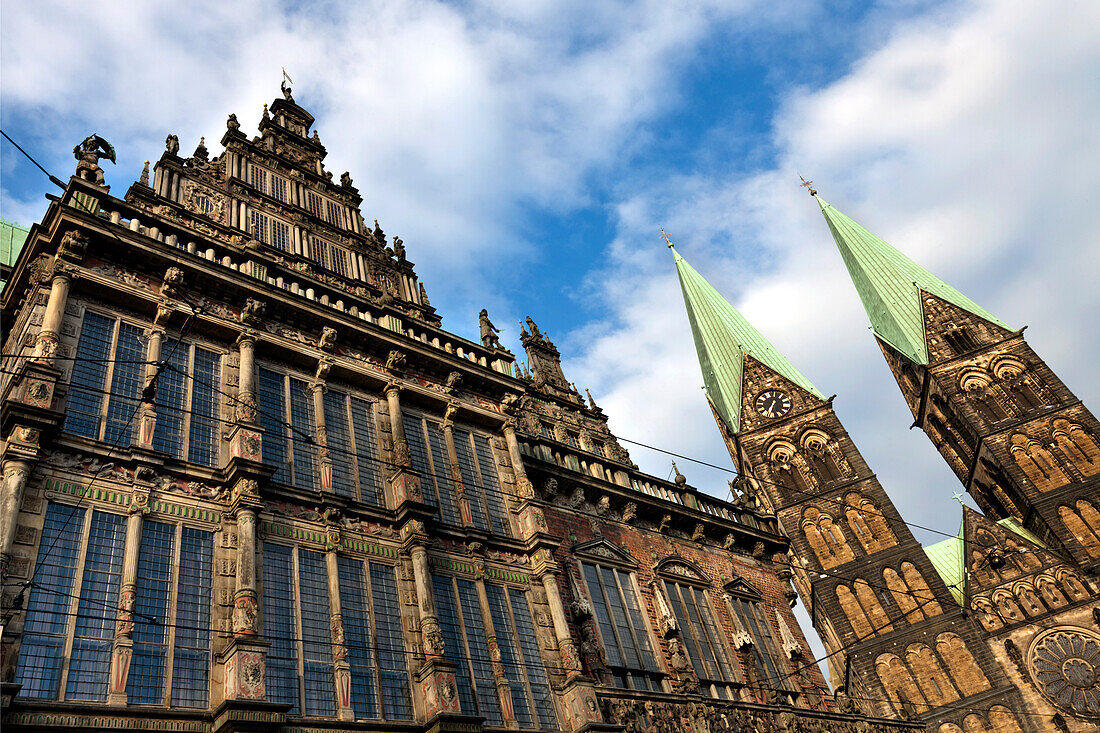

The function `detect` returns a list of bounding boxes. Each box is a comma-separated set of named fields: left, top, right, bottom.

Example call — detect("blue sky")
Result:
left=4, top=0, right=1099, bottom=673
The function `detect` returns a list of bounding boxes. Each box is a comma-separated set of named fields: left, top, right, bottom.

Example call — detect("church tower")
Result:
left=671, top=245, right=1019, bottom=724
left=812, top=191, right=1100, bottom=571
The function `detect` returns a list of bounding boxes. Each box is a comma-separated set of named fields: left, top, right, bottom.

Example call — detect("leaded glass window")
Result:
left=270, top=218, right=290, bottom=252
left=262, top=543, right=299, bottom=712
left=270, top=174, right=288, bottom=202
left=306, top=191, right=324, bottom=219
left=370, top=563, right=412, bottom=720
left=63, top=311, right=114, bottom=438
left=298, top=549, right=334, bottom=716
left=330, top=246, right=350, bottom=277
left=257, top=367, right=318, bottom=490
left=152, top=344, right=222, bottom=466
left=402, top=412, right=461, bottom=526
left=66, top=510, right=126, bottom=701
left=127, top=520, right=175, bottom=704
left=581, top=562, right=660, bottom=691
left=728, top=595, right=792, bottom=696
left=172, top=527, right=213, bottom=707
left=431, top=575, right=493, bottom=723
left=102, top=322, right=144, bottom=446
left=249, top=164, right=268, bottom=194
left=663, top=581, right=736, bottom=698
left=325, top=200, right=344, bottom=228
left=451, top=428, right=512, bottom=537
left=308, top=235, right=329, bottom=268
left=15, top=503, right=87, bottom=699
left=508, top=588, right=557, bottom=729
left=323, top=390, right=384, bottom=506
left=249, top=210, right=268, bottom=242
left=337, top=558, right=378, bottom=720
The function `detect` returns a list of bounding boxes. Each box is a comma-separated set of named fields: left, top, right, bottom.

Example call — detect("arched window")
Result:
left=875, top=653, right=924, bottom=717
left=987, top=706, right=1025, bottom=733
left=935, top=633, right=990, bottom=697
left=905, top=643, right=958, bottom=706
left=801, top=507, right=855, bottom=568
left=1034, top=575, right=1067, bottom=609
left=971, top=598, right=1002, bottom=632
left=1059, top=503, right=1100, bottom=558
left=1051, top=420, right=1100, bottom=477
left=844, top=493, right=897, bottom=553
left=1010, top=433, right=1068, bottom=490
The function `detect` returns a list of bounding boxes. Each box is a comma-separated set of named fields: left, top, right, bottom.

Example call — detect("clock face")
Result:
left=755, top=390, right=791, bottom=419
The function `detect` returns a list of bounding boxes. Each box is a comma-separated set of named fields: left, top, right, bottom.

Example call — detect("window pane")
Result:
left=582, top=563, right=623, bottom=667
left=457, top=579, right=502, bottom=726
left=152, top=345, right=188, bottom=458
left=324, top=390, right=356, bottom=499
left=258, top=368, right=288, bottom=483
left=337, top=557, right=378, bottom=719
left=350, top=398, right=383, bottom=507
left=601, top=567, right=640, bottom=669
left=271, top=175, right=288, bottom=203
left=127, top=520, right=175, bottom=704
left=103, top=323, right=144, bottom=446
left=616, top=570, right=657, bottom=671
left=474, top=436, right=511, bottom=537
left=485, top=584, right=533, bottom=726
left=172, top=527, right=213, bottom=707
left=431, top=575, right=475, bottom=715
left=262, top=543, right=299, bottom=712
left=188, top=348, right=220, bottom=467
left=289, top=378, right=317, bottom=490
left=249, top=210, right=268, bottom=243
left=63, top=312, right=114, bottom=438
left=508, top=589, right=557, bottom=729
left=690, top=586, right=732, bottom=678
left=299, top=549, right=334, bottom=716
left=15, top=503, right=86, bottom=699
left=402, top=413, right=436, bottom=510
left=425, top=420, right=461, bottom=526
left=66, top=510, right=126, bottom=701
left=249, top=165, right=268, bottom=194
left=371, top=564, right=412, bottom=720
left=452, top=429, right=489, bottom=531
left=270, top=219, right=290, bottom=252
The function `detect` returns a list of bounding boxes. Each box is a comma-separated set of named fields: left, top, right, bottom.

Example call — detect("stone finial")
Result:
left=193, top=137, right=208, bottom=161
left=419, top=283, right=431, bottom=307
left=139, top=160, right=150, bottom=186
left=672, top=461, right=687, bottom=488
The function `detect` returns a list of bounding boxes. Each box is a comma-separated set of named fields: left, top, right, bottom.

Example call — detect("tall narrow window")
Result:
left=66, top=510, right=127, bottom=701
left=15, top=503, right=87, bottom=699
left=457, top=579, right=504, bottom=726
left=63, top=312, right=114, bottom=438
left=288, top=377, right=317, bottom=490
left=309, top=236, right=330, bottom=268
left=270, top=219, right=290, bottom=252
left=370, top=563, right=412, bottom=720
left=306, top=191, right=324, bottom=219
left=337, top=558, right=378, bottom=720
left=298, top=549, right=334, bottom=716
left=350, top=397, right=384, bottom=507
left=171, top=527, right=213, bottom=708
left=581, top=562, right=660, bottom=691
left=152, top=345, right=221, bottom=465
left=152, top=345, right=189, bottom=458
left=474, top=435, right=512, bottom=536
left=249, top=165, right=268, bottom=194
left=325, top=390, right=357, bottom=499
left=508, top=588, right=557, bottom=729
left=258, top=366, right=289, bottom=483
left=257, top=368, right=319, bottom=491
left=452, top=428, right=490, bottom=532
left=330, top=247, right=350, bottom=277
left=728, top=595, right=792, bottom=695
left=325, top=200, right=344, bottom=228
left=322, top=391, right=384, bottom=505
left=187, top=348, right=221, bottom=466
left=270, top=175, right=288, bottom=203
left=431, top=575, right=478, bottom=717
left=485, top=584, right=535, bottom=726
left=262, top=543, right=299, bottom=712
left=403, top=412, right=461, bottom=526
left=249, top=210, right=268, bottom=243
left=103, top=322, right=144, bottom=446
left=663, top=581, right=735, bottom=698
left=127, top=520, right=175, bottom=704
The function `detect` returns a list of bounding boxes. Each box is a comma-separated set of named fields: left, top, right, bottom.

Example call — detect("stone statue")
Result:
left=340, top=171, right=353, bottom=187
left=524, top=316, right=542, bottom=338
left=193, top=137, right=208, bottom=161
left=392, top=236, right=406, bottom=262
left=318, top=326, right=338, bottom=351
left=281, top=79, right=294, bottom=103
left=73, top=134, right=115, bottom=187
left=479, top=309, right=502, bottom=349
left=165, top=134, right=180, bottom=154
left=227, top=113, right=240, bottom=132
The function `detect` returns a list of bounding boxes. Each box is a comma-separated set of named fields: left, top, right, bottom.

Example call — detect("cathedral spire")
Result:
left=812, top=192, right=1010, bottom=365
left=671, top=245, right=823, bottom=434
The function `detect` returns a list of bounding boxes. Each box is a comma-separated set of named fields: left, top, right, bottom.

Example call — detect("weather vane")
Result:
left=282, top=67, right=294, bottom=84
left=951, top=491, right=966, bottom=507
left=799, top=175, right=817, bottom=196
left=658, top=227, right=675, bottom=248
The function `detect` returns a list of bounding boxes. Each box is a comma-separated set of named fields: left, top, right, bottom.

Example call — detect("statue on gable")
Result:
left=479, top=309, right=502, bottom=349
left=524, top=316, right=542, bottom=339
left=392, top=236, right=406, bottom=262
left=73, top=134, right=116, bottom=188
left=193, top=137, right=208, bottom=162
left=281, top=79, right=294, bottom=103
left=226, top=113, right=240, bottom=132
left=340, top=171, right=353, bottom=188
left=165, top=134, right=180, bottom=155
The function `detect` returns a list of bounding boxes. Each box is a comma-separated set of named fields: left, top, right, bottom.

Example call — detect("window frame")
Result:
left=660, top=577, right=738, bottom=699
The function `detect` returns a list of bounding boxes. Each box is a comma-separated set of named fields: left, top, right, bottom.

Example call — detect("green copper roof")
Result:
left=672, top=246, right=824, bottom=434
left=923, top=532, right=965, bottom=606
left=815, top=195, right=1010, bottom=365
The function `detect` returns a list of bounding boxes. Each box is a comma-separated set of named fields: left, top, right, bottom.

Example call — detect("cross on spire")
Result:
left=658, top=227, right=675, bottom=248
left=951, top=491, right=966, bottom=507
left=799, top=175, right=817, bottom=196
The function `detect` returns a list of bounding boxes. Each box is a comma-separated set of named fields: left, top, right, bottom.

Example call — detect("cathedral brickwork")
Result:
left=0, top=88, right=920, bottom=733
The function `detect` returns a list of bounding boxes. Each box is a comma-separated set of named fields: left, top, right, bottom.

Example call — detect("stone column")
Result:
left=540, top=571, right=583, bottom=678
left=404, top=525, right=460, bottom=720
left=502, top=420, right=547, bottom=540
left=108, top=505, right=145, bottom=704
left=31, top=270, right=72, bottom=364
left=0, top=460, right=32, bottom=583
left=227, top=332, right=263, bottom=463
left=326, top=549, right=354, bottom=720
left=221, top=480, right=268, bottom=701
left=476, top=576, right=517, bottom=728
left=441, top=404, right=472, bottom=526
left=502, top=422, right=535, bottom=500
left=135, top=326, right=164, bottom=449
left=385, top=383, right=423, bottom=506
left=311, top=377, right=333, bottom=493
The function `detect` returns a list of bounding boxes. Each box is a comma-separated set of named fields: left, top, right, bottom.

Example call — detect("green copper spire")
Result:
left=672, top=245, right=824, bottom=434
left=814, top=194, right=1010, bottom=365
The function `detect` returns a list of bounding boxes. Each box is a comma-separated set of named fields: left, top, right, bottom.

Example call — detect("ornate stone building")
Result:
left=0, top=88, right=919, bottom=733
left=673, top=188, right=1100, bottom=732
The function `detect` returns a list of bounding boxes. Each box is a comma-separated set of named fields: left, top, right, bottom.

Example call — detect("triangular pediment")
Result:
left=723, top=575, right=763, bottom=600
left=573, top=539, right=636, bottom=568
left=654, top=556, right=711, bottom=585
left=962, top=507, right=1059, bottom=595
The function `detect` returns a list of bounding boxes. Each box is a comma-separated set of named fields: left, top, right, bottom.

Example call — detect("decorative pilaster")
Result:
left=0, top=460, right=32, bottom=583
left=502, top=422, right=535, bottom=500
left=221, top=479, right=268, bottom=702
left=228, top=332, right=263, bottom=463
left=441, top=403, right=473, bottom=526
left=385, top=382, right=423, bottom=506
left=402, top=521, right=460, bottom=719
left=31, top=269, right=72, bottom=364
left=539, top=567, right=583, bottom=679
left=325, top=549, right=354, bottom=720
left=136, top=326, right=164, bottom=449
left=475, top=575, right=517, bottom=728
left=108, top=492, right=147, bottom=705
left=310, top=362, right=332, bottom=492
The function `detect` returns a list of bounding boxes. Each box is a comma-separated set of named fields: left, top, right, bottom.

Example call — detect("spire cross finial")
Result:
left=658, top=227, right=675, bottom=248
left=799, top=175, right=817, bottom=196
left=951, top=491, right=966, bottom=507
